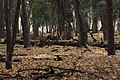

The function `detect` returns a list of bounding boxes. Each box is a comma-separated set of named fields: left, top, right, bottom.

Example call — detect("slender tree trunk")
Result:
left=21, top=0, right=30, bottom=48
left=33, top=20, right=39, bottom=37
left=51, top=0, right=55, bottom=34
left=11, top=0, right=21, bottom=52
left=66, top=20, right=73, bottom=40
left=41, top=24, right=44, bottom=37
left=0, top=0, right=5, bottom=38
left=106, top=0, right=115, bottom=55
left=53, top=25, right=57, bottom=34
left=28, top=0, right=32, bottom=32
left=46, top=23, right=49, bottom=33
left=56, top=0, right=65, bottom=39
left=5, top=0, right=21, bottom=69
left=4, top=0, right=12, bottom=69
left=51, top=22, right=54, bottom=34
left=103, top=17, right=108, bottom=42
left=49, top=25, right=52, bottom=33
left=92, top=0, right=98, bottom=33
left=73, top=0, right=87, bottom=46
left=118, top=4, right=120, bottom=20
left=100, top=13, right=108, bottom=41
left=92, top=18, right=98, bottom=33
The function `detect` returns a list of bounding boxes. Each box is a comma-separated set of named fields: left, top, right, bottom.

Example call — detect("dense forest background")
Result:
left=0, top=0, right=120, bottom=79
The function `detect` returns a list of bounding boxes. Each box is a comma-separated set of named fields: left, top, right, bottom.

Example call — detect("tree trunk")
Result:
left=118, top=0, right=120, bottom=20
left=46, top=23, right=49, bottom=33
left=41, top=24, right=44, bottom=37
left=92, top=18, right=98, bottom=33
left=0, top=0, right=5, bottom=38
left=21, top=0, right=30, bottom=48
left=106, top=0, right=115, bottom=55
left=92, top=0, right=98, bottom=33
left=4, top=0, right=12, bottom=69
left=49, top=24, right=52, bottom=33
left=66, top=20, right=73, bottom=40
left=33, top=20, right=39, bottom=37
left=73, top=0, right=87, bottom=46
left=11, top=0, right=21, bottom=52
left=100, top=13, right=108, bottom=42
left=56, top=0, right=65, bottom=39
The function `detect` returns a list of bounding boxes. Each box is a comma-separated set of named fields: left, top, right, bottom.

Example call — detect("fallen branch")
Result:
left=89, top=32, right=97, bottom=42
left=0, top=74, right=26, bottom=79
left=90, top=42, right=120, bottom=50
left=31, top=66, right=101, bottom=80
left=31, top=70, right=75, bottom=80
left=47, top=65, right=83, bottom=73
left=17, top=68, right=49, bottom=73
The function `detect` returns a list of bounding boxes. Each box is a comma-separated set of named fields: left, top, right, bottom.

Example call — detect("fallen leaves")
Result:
left=0, top=44, right=120, bottom=80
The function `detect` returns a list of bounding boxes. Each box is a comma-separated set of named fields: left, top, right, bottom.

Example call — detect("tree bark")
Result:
left=106, top=0, right=115, bottom=55
left=11, top=0, right=21, bottom=52
left=33, top=20, right=39, bottom=37
left=21, top=0, right=30, bottom=48
left=66, top=20, right=73, bottom=40
left=92, top=0, right=98, bottom=33
left=100, top=13, right=108, bottom=42
left=4, top=0, right=12, bottom=69
left=0, top=0, right=5, bottom=38
left=73, top=0, right=87, bottom=46
left=56, top=0, right=65, bottom=39
left=92, top=18, right=98, bottom=33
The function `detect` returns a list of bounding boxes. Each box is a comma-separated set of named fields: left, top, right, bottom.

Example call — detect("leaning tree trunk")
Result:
left=11, top=0, right=21, bottom=53
left=21, top=0, right=30, bottom=48
left=106, top=0, right=115, bottom=55
left=0, top=0, right=5, bottom=38
left=73, top=0, right=87, bottom=46
left=4, top=0, right=12, bottom=69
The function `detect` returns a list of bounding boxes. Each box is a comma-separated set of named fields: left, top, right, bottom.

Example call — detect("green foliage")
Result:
left=29, top=0, right=74, bottom=28
left=25, top=0, right=120, bottom=30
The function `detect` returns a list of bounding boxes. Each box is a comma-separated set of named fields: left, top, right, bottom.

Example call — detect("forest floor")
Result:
left=0, top=32, right=120, bottom=80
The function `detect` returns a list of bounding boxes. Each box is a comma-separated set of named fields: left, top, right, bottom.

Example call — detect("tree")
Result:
left=4, top=0, right=12, bottom=69
left=21, top=0, right=30, bottom=48
left=4, top=0, right=21, bottom=69
left=73, top=0, right=87, bottom=46
left=0, top=0, right=5, bottom=39
left=106, top=0, right=115, bottom=55
left=32, top=20, right=39, bottom=37
left=92, top=0, right=98, bottom=33
left=56, top=0, right=66, bottom=39
left=29, top=0, right=39, bottom=37
left=11, top=0, right=21, bottom=52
